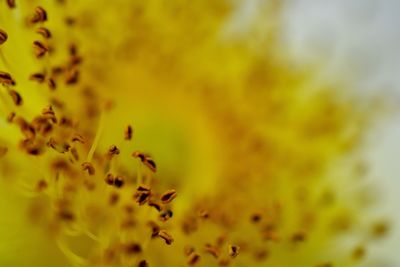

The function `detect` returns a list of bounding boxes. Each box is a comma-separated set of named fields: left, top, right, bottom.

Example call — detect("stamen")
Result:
left=31, top=7, right=48, bottom=23
left=0, top=29, right=8, bottom=45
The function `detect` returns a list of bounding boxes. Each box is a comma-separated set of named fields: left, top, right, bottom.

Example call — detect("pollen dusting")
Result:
left=0, top=1, right=390, bottom=267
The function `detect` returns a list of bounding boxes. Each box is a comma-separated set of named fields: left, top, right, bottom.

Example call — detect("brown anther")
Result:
left=81, top=162, right=95, bottom=175
left=109, top=192, right=119, bottom=205
left=251, top=213, right=262, bottom=223
left=371, top=221, right=389, bottom=238
left=159, top=209, right=173, bottom=222
left=137, top=184, right=150, bottom=192
left=262, top=230, right=280, bottom=242
left=198, top=209, right=209, bottom=219
left=8, top=89, right=22, bottom=105
left=134, top=191, right=151, bottom=205
left=218, top=258, right=230, bottom=267
left=15, top=116, right=35, bottom=139
left=160, top=189, right=177, bottom=204
left=0, top=29, right=8, bottom=45
left=33, top=40, right=48, bottom=58
left=187, top=252, right=201, bottom=266
left=65, top=69, right=79, bottom=84
left=70, top=55, right=82, bottom=66
left=29, top=72, right=46, bottom=83
left=125, top=125, right=133, bottom=140
left=132, top=151, right=157, bottom=172
left=36, top=27, right=51, bottom=38
left=42, top=105, right=57, bottom=123
left=83, top=180, right=96, bottom=191
left=204, top=244, right=220, bottom=258
left=184, top=245, right=195, bottom=256
left=228, top=245, right=239, bottom=258
left=47, top=78, right=56, bottom=90
left=108, top=145, right=120, bottom=156
left=147, top=221, right=160, bottom=238
left=6, top=0, right=16, bottom=8
left=31, top=7, right=47, bottom=23
left=0, top=71, right=16, bottom=86
left=70, top=147, right=79, bottom=161
left=352, top=245, right=365, bottom=260
left=125, top=243, right=142, bottom=254
left=291, top=231, right=306, bottom=243
left=148, top=201, right=162, bottom=212
left=157, top=230, right=174, bottom=245
left=58, top=210, right=75, bottom=221
left=105, top=173, right=114, bottom=185
left=7, top=112, right=15, bottom=123
left=71, top=133, right=85, bottom=143
left=137, top=260, right=148, bottom=267
left=36, top=180, right=47, bottom=192
left=0, top=146, right=8, bottom=157
left=114, top=176, right=124, bottom=188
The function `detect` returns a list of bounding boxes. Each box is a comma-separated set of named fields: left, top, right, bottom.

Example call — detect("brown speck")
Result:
left=81, top=162, right=95, bottom=175
left=6, top=0, right=16, bottom=8
left=70, top=147, right=79, bottom=161
left=148, top=201, right=162, bottom=212
left=0, top=146, right=8, bottom=157
left=31, top=7, right=47, bottom=23
left=125, top=243, right=142, bottom=254
left=137, top=260, right=148, bottom=267
left=0, top=29, right=8, bottom=45
left=187, top=252, right=200, bottom=266
left=204, top=244, right=220, bottom=258
left=109, top=192, right=119, bottom=205
left=352, top=245, right=365, bottom=260
left=159, top=209, right=173, bottom=222
left=105, top=173, right=114, bottom=185
left=371, top=221, right=389, bottom=238
left=114, top=176, right=124, bottom=188
left=251, top=213, right=262, bottom=223
left=132, top=151, right=157, bottom=172
left=108, top=145, right=120, bottom=156
left=7, top=112, right=16, bottom=123
left=157, top=229, right=174, bottom=245
left=0, top=71, right=16, bottom=86
left=8, top=90, right=22, bottom=106
left=291, top=230, right=306, bottom=243
left=160, top=189, right=177, bottom=204
left=125, top=125, right=133, bottom=140
left=71, top=133, right=85, bottom=143
left=36, top=180, right=47, bottom=192
left=65, top=69, right=79, bottom=84
left=48, top=78, right=56, bottom=90
left=36, top=27, right=51, bottom=38
left=228, top=245, right=239, bottom=258
left=33, top=40, right=49, bottom=58
left=184, top=245, right=195, bottom=256
left=29, top=72, right=46, bottom=83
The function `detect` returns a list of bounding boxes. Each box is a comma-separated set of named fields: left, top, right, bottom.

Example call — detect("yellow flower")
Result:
left=0, top=1, right=389, bottom=267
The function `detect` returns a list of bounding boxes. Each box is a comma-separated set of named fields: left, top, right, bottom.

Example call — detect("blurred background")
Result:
left=278, top=0, right=400, bottom=265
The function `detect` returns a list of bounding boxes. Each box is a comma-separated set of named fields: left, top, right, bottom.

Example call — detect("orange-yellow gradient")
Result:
left=0, top=1, right=390, bottom=267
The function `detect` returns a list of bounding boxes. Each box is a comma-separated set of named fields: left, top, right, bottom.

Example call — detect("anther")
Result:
left=137, top=260, right=149, bottom=267
left=187, top=252, right=201, bottom=266
left=157, top=230, right=174, bottom=245
left=114, top=176, right=124, bottom=188
left=29, top=72, right=46, bottom=83
left=0, top=29, right=8, bottom=45
left=0, top=71, right=16, bottom=86
left=36, top=27, right=52, bottom=39
left=6, top=0, right=16, bottom=8
left=160, top=189, right=177, bottom=204
left=31, top=7, right=47, bottom=23
left=33, top=41, right=49, bottom=58
left=132, top=151, right=157, bottom=172
left=81, top=162, right=95, bottom=175
left=108, top=145, right=120, bottom=156
left=159, top=209, right=173, bottom=222
left=125, top=125, right=133, bottom=140
left=228, top=245, right=239, bottom=258
left=0, top=147, right=7, bottom=158
left=8, top=90, right=22, bottom=106
left=204, top=244, right=220, bottom=258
